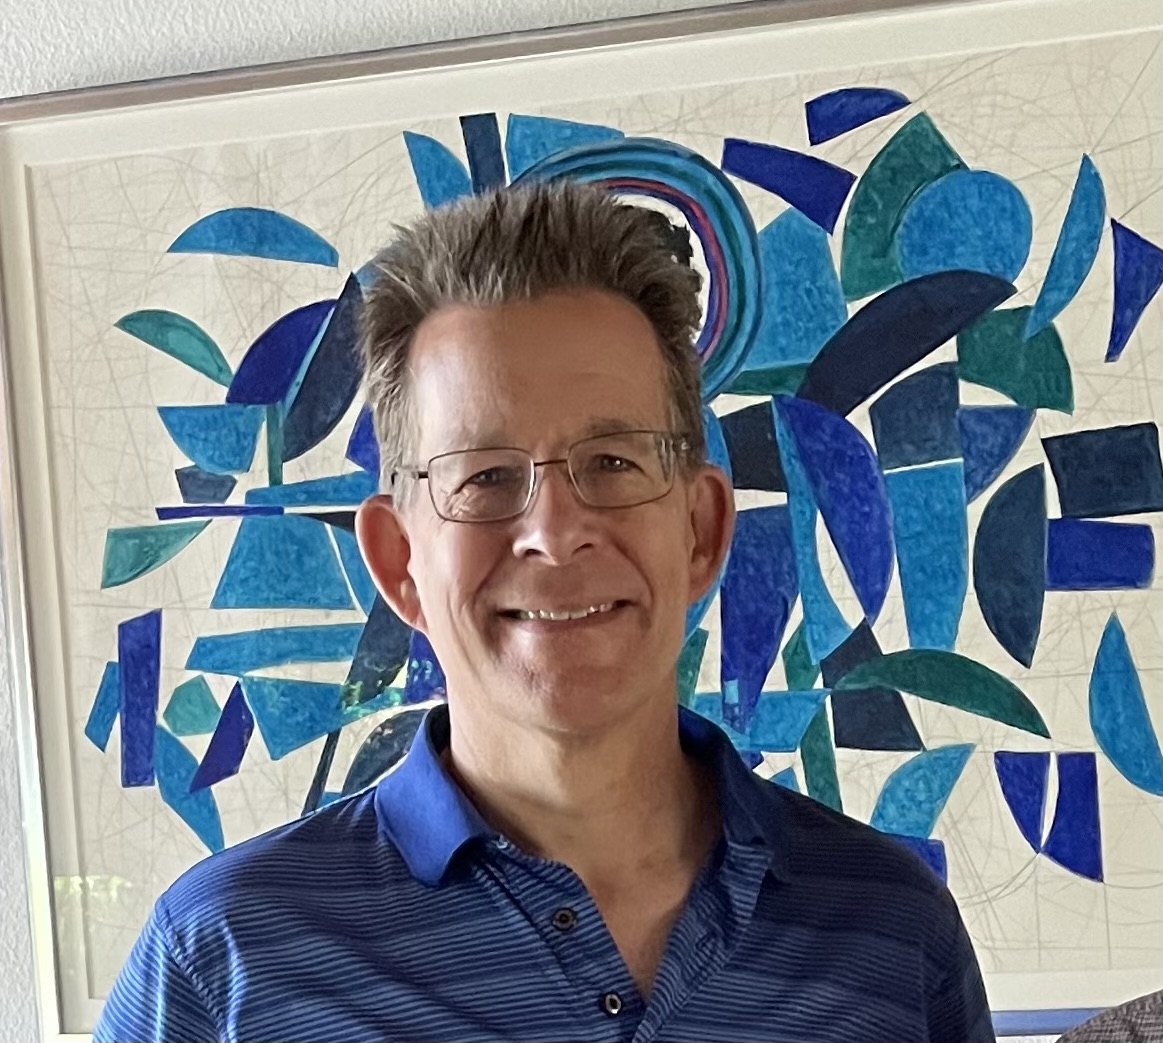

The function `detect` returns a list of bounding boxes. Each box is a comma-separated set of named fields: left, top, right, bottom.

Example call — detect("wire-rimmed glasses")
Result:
left=392, top=429, right=691, bottom=523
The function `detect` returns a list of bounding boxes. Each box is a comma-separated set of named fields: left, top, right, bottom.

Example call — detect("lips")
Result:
left=500, top=600, right=629, bottom=621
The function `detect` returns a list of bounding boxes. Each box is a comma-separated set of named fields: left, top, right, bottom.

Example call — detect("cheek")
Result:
left=413, top=527, right=505, bottom=612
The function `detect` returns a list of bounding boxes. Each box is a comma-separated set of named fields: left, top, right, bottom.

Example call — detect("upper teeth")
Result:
left=513, top=603, right=616, bottom=621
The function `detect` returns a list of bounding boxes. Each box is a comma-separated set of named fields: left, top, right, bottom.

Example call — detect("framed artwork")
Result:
left=1, top=0, right=1159, bottom=1036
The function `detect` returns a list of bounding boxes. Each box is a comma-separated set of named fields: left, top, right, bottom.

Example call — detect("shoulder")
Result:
left=160, top=786, right=398, bottom=934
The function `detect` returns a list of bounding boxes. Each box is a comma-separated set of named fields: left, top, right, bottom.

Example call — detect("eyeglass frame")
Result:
left=389, top=429, right=694, bottom=523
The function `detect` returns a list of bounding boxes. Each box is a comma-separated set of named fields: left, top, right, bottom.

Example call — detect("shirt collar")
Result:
left=375, top=702, right=791, bottom=886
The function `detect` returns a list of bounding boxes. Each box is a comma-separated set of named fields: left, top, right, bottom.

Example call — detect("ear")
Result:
left=355, top=494, right=427, bottom=632
left=686, top=464, right=735, bottom=604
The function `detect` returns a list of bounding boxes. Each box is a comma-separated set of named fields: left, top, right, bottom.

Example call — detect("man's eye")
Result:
left=596, top=454, right=637, bottom=472
left=465, top=467, right=518, bottom=488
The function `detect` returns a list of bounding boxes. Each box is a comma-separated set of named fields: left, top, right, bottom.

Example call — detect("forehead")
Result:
left=406, top=289, right=672, bottom=454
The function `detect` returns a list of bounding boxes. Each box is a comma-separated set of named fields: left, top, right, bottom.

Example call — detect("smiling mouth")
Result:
left=501, top=601, right=626, bottom=622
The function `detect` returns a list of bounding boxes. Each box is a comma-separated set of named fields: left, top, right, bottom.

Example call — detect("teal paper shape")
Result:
left=115, top=310, right=232, bottom=386
left=163, top=676, right=220, bottom=736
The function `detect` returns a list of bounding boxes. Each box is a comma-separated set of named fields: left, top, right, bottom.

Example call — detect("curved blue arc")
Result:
left=870, top=744, right=975, bottom=839
left=514, top=137, right=761, bottom=401
left=169, top=207, right=338, bottom=268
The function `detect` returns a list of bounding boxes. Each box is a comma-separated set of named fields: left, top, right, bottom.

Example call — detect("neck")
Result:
left=443, top=690, right=719, bottom=896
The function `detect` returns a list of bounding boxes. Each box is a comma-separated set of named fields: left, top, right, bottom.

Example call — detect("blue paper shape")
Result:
left=190, top=683, right=254, bottom=792
left=102, top=521, right=211, bottom=588
left=870, top=363, right=960, bottom=471
left=743, top=209, right=847, bottom=370
left=118, top=610, right=161, bottom=787
left=246, top=471, right=378, bottom=507
left=242, top=677, right=401, bottom=760
left=691, top=691, right=829, bottom=752
left=212, top=515, right=353, bottom=610
left=720, top=507, right=798, bottom=731
left=346, top=405, right=380, bottom=474
left=1026, top=156, right=1105, bottom=337
left=168, top=207, right=338, bottom=267
left=158, top=404, right=264, bottom=475
left=870, top=744, right=974, bottom=838
left=1043, top=423, right=1163, bottom=519
left=886, top=462, right=968, bottom=650
left=1090, top=614, right=1162, bottom=796
left=344, top=596, right=413, bottom=706
left=156, top=505, right=281, bottom=520
left=720, top=403, right=785, bottom=492
left=972, top=465, right=1046, bottom=667
left=406, top=630, right=446, bottom=703
left=186, top=624, right=366, bottom=675
left=1043, top=752, right=1103, bottom=881
left=115, top=309, right=232, bottom=386
left=332, top=527, right=377, bottom=614
left=175, top=465, right=236, bottom=504
left=958, top=405, right=1034, bottom=502
left=1107, top=220, right=1163, bottom=361
left=1047, top=520, right=1155, bottom=590
left=888, top=834, right=948, bottom=883
left=403, top=132, right=472, bottom=209
left=226, top=299, right=334, bottom=406
left=995, top=751, right=1050, bottom=852
left=895, top=170, right=1032, bottom=282
left=806, top=87, right=910, bottom=145
left=775, top=396, right=895, bottom=624
left=460, top=113, right=506, bottom=192
left=685, top=407, right=731, bottom=638
left=774, top=408, right=850, bottom=663
left=282, top=276, right=363, bottom=461
left=154, top=727, right=224, bottom=852
left=771, top=767, right=800, bottom=793
left=84, top=661, right=120, bottom=751
left=504, top=114, right=623, bottom=180
left=722, top=138, right=856, bottom=234
left=342, top=709, right=427, bottom=795
left=163, top=676, right=220, bottom=736
left=822, top=622, right=922, bottom=752
left=798, top=271, right=1015, bottom=416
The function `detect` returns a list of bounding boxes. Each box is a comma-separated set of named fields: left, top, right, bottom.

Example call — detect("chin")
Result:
left=501, top=661, right=664, bottom=737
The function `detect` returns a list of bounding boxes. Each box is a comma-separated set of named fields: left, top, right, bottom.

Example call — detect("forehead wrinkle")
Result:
left=422, top=414, right=668, bottom=458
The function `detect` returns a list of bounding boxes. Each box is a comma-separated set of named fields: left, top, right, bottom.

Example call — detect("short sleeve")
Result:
left=92, top=899, right=220, bottom=1043
left=927, top=909, right=996, bottom=1043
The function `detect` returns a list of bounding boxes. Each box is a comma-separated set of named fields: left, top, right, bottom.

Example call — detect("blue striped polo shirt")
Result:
left=94, top=705, right=995, bottom=1042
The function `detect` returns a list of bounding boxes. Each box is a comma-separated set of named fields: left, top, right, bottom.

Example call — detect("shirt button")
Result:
left=600, top=991, right=623, bottom=1016
left=494, top=836, right=511, bottom=851
left=551, top=907, right=578, bottom=932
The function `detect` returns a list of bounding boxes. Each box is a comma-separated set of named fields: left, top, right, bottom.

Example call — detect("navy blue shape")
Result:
left=798, top=271, right=1015, bottom=416
left=406, top=630, right=446, bottom=703
left=1107, top=220, right=1163, bottom=361
left=341, top=708, right=427, bottom=795
left=175, top=465, right=236, bottom=504
left=821, top=622, right=922, bottom=751
left=1047, top=520, right=1155, bottom=590
left=157, top=505, right=281, bottom=520
left=888, top=835, right=947, bottom=883
left=346, top=405, right=379, bottom=474
left=189, top=683, right=254, bottom=791
left=958, top=406, right=1034, bottom=502
left=719, top=507, right=798, bottom=731
left=226, top=299, right=334, bottom=405
left=212, top=515, right=353, bottom=610
left=118, top=610, right=161, bottom=787
left=305, top=510, right=356, bottom=532
left=995, top=751, right=1049, bottom=852
left=806, top=87, right=910, bottom=145
left=1043, top=753, right=1103, bottom=882
left=869, top=363, right=959, bottom=470
left=972, top=465, right=1046, bottom=668
left=343, top=596, right=412, bottom=706
left=721, top=138, right=856, bottom=234
left=460, top=113, right=506, bottom=193
left=719, top=403, right=786, bottom=491
left=282, top=275, right=363, bottom=461
left=1043, top=423, right=1163, bottom=519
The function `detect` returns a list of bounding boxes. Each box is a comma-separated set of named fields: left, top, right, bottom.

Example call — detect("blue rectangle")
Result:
left=992, top=1007, right=1103, bottom=1036
left=118, top=610, right=161, bottom=787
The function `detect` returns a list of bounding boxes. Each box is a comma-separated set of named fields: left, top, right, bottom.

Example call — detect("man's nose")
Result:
left=509, top=462, right=598, bottom=563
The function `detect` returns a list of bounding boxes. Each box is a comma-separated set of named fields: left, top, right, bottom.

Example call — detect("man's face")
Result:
left=358, top=288, right=732, bottom=737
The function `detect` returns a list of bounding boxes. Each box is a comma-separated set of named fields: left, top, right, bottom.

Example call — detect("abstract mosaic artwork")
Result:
left=22, top=16, right=1161, bottom=1022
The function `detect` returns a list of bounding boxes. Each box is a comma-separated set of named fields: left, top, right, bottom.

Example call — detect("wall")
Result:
left=0, top=2, right=1058, bottom=1041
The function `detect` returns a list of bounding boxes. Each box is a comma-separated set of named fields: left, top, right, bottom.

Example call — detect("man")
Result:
left=95, top=180, right=994, bottom=1042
